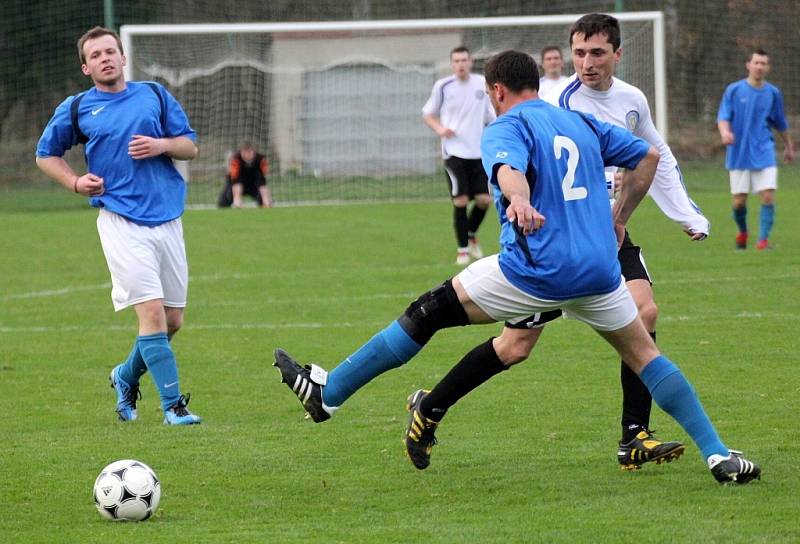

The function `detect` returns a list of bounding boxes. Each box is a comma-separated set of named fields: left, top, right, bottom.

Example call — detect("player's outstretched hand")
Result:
left=683, top=227, right=708, bottom=241
left=128, top=135, right=166, bottom=159
left=507, top=196, right=545, bottom=235
left=76, top=173, right=104, bottom=196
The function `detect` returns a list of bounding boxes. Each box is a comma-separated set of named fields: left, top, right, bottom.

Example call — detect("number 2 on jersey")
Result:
left=553, top=135, right=587, bottom=201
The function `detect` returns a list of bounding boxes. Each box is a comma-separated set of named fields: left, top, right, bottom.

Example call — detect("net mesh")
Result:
left=125, top=17, right=657, bottom=205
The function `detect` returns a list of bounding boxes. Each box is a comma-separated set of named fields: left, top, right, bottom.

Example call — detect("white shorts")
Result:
left=729, top=167, right=777, bottom=194
left=456, top=255, right=639, bottom=332
left=97, top=209, right=188, bottom=312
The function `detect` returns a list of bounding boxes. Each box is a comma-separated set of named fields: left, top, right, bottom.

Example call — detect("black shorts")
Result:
left=618, top=230, right=651, bottom=283
left=217, top=179, right=265, bottom=208
left=504, top=230, right=650, bottom=329
left=443, top=157, right=489, bottom=198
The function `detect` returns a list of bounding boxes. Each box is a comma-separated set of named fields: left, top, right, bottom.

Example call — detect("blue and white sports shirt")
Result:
left=36, top=81, right=196, bottom=226
left=482, top=99, right=650, bottom=300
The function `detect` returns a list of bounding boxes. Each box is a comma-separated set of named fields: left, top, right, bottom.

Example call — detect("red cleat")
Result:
left=735, top=232, right=748, bottom=250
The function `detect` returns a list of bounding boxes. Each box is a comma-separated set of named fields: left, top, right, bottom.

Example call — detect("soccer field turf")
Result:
left=1, top=165, right=798, bottom=543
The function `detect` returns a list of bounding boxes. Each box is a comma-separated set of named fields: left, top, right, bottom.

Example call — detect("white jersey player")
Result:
left=422, top=46, right=496, bottom=265
left=545, top=74, right=709, bottom=238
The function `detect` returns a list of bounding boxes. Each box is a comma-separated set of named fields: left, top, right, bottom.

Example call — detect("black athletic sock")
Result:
left=453, top=205, right=469, bottom=248
left=420, top=338, right=508, bottom=422
left=467, top=205, right=488, bottom=238
left=620, top=331, right=657, bottom=443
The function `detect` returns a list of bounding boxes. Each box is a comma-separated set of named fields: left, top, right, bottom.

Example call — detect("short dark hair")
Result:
left=77, top=26, right=124, bottom=64
left=484, top=50, right=539, bottom=93
left=569, top=13, right=621, bottom=51
left=751, top=48, right=769, bottom=59
left=540, top=45, right=563, bottom=59
left=450, top=46, right=470, bottom=58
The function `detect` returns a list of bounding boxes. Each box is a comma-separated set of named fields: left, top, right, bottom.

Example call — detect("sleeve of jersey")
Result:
left=587, top=115, right=650, bottom=170
left=717, top=85, right=733, bottom=122
left=161, top=86, right=197, bottom=141
left=35, top=97, right=78, bottom=158
left=480, top=119, right=529, bottom=186
left=634, top=103, right=710, bottom=234
left=421, top=81, right=442, bottom=116
left=768, top=87, right=789, bottom=132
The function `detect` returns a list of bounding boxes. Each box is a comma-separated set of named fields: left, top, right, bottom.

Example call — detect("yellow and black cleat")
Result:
left=404, top=389, right=438, bottom=470
left=617, top=429, right=685, bottom=470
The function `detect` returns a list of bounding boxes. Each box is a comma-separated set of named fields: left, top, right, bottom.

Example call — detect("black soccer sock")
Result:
left=467, top=205, right=488, bottom=239
left=453, top=205, right=469, bottom=248
left=420, top=338, right=508, bottom=422
left=620, top=331, right=657, bottom=443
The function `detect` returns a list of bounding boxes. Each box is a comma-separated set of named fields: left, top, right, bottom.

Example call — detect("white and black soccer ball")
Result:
left=93, top=459, right=161, bottom=521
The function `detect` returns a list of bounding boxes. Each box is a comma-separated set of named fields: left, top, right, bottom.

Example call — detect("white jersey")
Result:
left=422, top=73, right=496, bottom=159
left=545, top=75, right=710, bottom=236
left=538, top=75, right=569, bottom=99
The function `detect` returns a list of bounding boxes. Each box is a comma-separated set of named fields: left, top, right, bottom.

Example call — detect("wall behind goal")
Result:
left=3, top=0, right=799, bottom=208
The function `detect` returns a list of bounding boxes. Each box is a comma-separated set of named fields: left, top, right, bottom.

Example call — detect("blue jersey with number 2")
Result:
left=481, top=99, right=650, bottom=300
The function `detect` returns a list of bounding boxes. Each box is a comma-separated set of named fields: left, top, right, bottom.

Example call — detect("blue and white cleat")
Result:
left=163, top=394, right=202, bottom=425
left=109, top=364, right=141, bottom=422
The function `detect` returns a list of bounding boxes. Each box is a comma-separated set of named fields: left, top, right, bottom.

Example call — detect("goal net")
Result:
left=121, top=13, right=665, bottom=207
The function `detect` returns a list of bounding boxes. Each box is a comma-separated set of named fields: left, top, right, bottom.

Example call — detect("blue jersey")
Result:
left=481, top=99, right=650, bottom=300
left=36, top=81, right=196, bottom=226
left=717, top=79, right=789, bottom=170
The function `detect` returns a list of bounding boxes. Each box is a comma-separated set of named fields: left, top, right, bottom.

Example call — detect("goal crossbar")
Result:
left=121, top=12, right=666, bottom=137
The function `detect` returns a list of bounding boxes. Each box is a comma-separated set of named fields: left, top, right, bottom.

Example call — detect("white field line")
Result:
left=4, top=270, right=799, bottom=303
left=0, top=311, right=795, bottom=335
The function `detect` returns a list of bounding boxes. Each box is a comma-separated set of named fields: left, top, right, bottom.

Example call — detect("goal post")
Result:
left=121, top=12, right=666, bottom=206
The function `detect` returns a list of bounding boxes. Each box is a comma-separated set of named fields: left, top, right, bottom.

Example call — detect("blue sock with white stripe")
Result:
left=323, top=320, right=422, bottom=407
left=732, top=206, right=747, bottom=233
left=137, top=332, right=181, bottom=411
left=759, top=203, right=774, bottom=241
left=639, top=355, right=728, bottom=460
left=117, top=339, right=148, bottom=385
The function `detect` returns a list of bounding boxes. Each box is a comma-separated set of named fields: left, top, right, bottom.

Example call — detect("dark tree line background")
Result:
left=2, top=0, right=798, bottom=183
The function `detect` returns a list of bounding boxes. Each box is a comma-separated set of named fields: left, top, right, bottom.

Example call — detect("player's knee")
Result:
left=494, top=342, right=531, bottom=366
left=397, top=280, right=469, bottom=345
left=165, top=312, right=183, bottom=338
left=637, top=300, right=658, bottom=331
left=474, top=193, right=492, bottom=209
left=452, top=195, right=469, bottom=208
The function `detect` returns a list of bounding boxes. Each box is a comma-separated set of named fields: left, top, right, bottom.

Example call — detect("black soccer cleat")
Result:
left=617, top=429, right=685, bottom=470
left=273, top=348, right=331, bottom=423
left=404, top=389, right=438, bottom=470
left=709, top=450, right=761, bottom=485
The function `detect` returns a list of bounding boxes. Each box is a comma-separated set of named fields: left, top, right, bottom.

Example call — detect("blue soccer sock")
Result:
left=323, top=320, right=422, bottom=407
left=639, top=355, right=728, bottom=460
left=137, top=332, right=181, bottom=411
left=759, top=203, right=775, bottom=241
left=117, top=340, right=148, bottom=385
left=732, top=206, right=747, bottom=233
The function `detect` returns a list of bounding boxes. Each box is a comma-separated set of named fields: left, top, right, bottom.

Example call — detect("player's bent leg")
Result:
left=273, top=279, right=476, bottom=421
left=405, top=324, right=549, bottom=469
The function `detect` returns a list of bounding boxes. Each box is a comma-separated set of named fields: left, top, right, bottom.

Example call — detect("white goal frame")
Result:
left=121, top=11, right=667, bottom=138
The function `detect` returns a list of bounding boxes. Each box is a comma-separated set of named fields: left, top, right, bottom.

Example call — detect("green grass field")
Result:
left=1, top=165, right=799, bottom=543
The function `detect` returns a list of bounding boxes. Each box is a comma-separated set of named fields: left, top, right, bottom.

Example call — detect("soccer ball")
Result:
left=93, top=459, right=161, bottom=521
